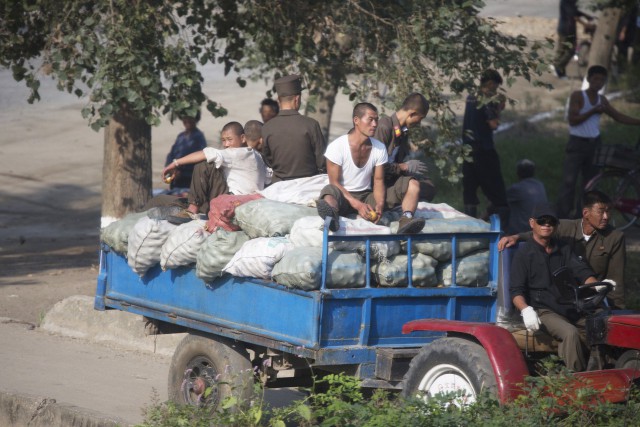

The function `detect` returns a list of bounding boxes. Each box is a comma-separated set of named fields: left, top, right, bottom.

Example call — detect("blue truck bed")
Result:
left=95, top=216, right=502, bottom=370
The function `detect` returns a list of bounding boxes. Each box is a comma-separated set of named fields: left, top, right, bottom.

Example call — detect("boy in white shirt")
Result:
left=162, top=121, right=267, bottom=216
left=316, top=102, right=425, bottom=234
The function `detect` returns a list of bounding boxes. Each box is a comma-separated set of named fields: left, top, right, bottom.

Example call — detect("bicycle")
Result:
left=584, top=138, right=640, bottom=230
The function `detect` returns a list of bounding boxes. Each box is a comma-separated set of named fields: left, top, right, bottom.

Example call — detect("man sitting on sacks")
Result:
left=162, top=121, right=268, bottom=223
left=315, top=102, right=426, bottom=234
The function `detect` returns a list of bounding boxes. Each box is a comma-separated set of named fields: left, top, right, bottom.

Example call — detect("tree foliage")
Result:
left=1, top=0, right=238, bottom=129
left=1, top=0, right=553, bottom=214
left=237, top=0, right=552, bottom=181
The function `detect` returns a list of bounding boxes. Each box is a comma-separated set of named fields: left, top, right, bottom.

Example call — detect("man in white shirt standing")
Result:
left=316, top=102, right=425, bottom=234
left=557, top=65, right=640, bottom=218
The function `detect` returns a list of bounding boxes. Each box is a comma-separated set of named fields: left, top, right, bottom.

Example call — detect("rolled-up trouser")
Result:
left=538, top=308, right=588, bottom=372
left=319, top=176, right=414, bottom=217
left=556, top=135, right=601, bottom=219
left=188, top=161, right=229, bottom=214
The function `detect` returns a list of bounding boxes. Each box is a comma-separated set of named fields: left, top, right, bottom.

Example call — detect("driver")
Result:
left=509, top=203, right=613, bottom=372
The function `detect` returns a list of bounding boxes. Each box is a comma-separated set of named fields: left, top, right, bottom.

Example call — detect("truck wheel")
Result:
left=615, top=350, right=640, bottom=370
left=401, top=337, right=497, bottom=405
left=168, top=333, right=253, bottom=409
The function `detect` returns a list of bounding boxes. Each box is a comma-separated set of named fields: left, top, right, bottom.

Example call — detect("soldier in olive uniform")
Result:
left=374, top=93, right=436, bottom=202
left=261, top=75, right=327, bottom=183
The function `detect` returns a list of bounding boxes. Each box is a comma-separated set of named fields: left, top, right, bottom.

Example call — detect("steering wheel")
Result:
left=574, top=281, right=613, bottom=314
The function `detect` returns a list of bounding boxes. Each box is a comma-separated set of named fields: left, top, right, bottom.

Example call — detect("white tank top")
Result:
left=569, top=91, right=601, bottom=138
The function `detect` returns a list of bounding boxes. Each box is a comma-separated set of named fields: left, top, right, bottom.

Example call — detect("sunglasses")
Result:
left=536, top=217, right=558, bottom=227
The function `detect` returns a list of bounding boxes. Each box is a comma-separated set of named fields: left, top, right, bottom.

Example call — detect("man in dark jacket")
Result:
left=261, top=74, right=327, bottom=183
left=373, top=92, right=436, bottom=202
left=500, top=190, right=625, bottom=308
left=509, top=203, right=606, bottom=372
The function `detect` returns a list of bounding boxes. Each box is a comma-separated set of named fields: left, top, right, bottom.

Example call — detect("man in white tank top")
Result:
left=556, top=65, right=640, bottom=219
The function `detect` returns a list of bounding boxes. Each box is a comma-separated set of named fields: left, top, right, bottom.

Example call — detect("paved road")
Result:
left=1, top=297, right=306, bottom=426
left=0, top=320, right=168, bottom=425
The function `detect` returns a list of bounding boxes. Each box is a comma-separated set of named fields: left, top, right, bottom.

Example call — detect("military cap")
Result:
left=275, top=74, right=303, bottom=97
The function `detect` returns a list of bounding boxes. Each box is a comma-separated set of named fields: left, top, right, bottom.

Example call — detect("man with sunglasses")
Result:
left=509, top=203, right=605, bottom=372
left=499, top=190, right=625, bottom=308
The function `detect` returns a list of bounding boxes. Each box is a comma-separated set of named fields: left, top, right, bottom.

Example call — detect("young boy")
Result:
left=163, top=121, right=268, bottom=216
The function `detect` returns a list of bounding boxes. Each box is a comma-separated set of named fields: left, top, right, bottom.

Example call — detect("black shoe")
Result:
left=316, top=199, right=340, bottom=232
left=167, top=209, right=196, bottom=225
left=397, top=216, right=425, bottom=234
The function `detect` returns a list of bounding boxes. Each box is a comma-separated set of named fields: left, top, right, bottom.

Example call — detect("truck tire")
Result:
left=615, top=350, right=640, bottom=370
left=168, top=333, right=253, bottom=409
left=401, top=337, right=497, bottom=405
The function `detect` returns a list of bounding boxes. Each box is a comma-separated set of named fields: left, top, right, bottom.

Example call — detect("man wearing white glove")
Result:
left=374, top=93, right=436, bottom=202
left=510, top=203, right=599, bottom=372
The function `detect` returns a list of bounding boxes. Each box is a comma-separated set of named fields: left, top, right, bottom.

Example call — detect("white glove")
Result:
left=521, top=306, right=541, bottom=332
left=595, top=279, right=616, bottom=292
left=404, top=160, right=428, bottom=174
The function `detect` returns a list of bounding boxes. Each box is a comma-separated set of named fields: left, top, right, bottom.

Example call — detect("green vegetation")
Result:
left=431, top=98, right=640, bottom=309
left=137, top=371, right=640, bottom=427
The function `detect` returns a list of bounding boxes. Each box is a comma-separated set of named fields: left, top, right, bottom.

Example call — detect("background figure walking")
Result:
left=461, top=69, right=509, bottom=228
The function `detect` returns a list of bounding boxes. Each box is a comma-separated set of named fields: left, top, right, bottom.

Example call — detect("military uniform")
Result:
left=261, top=75, right=327, bottom=183
left=518, top=218, right=626, bottom=308
left=374, top=113, right=436, bottom=201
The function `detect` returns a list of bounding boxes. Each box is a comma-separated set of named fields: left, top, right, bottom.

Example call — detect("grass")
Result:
left=429, top=97, right=640, bottom=308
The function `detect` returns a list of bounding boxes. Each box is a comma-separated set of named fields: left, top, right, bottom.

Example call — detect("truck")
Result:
left=94, top=215, right=640, bottom=408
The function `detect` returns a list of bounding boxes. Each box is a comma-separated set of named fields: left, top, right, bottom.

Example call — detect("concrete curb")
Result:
left=40, top=295, right=185, bottom=357
left=0, top=391, right=131, bottom=427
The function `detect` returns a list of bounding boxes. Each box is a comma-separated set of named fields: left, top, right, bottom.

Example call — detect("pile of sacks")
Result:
left=100, top=198, right=492, bottom=291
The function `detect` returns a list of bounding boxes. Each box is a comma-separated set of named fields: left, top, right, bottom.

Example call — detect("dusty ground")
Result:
left=0, top=15, right=613, bottom=325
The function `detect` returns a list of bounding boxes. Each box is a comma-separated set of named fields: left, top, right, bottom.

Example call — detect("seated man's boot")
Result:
left=397, top=216, right=425, bottom=234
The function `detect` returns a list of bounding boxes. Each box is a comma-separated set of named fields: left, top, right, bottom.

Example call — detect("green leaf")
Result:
left=296, top=404, right=312, bottom=421
left=221, top=396, right=237, bottom=409
left=253, top=408, right=262, bottom=423
left=271, top=420, right=286, bottom=427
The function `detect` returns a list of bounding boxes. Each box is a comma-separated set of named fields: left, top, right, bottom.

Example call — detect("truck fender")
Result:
left=403, top=319, right=529, bottom=403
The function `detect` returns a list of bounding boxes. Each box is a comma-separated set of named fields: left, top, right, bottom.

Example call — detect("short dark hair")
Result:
left=480, top=69, right=503, bottom=86
left=260, top=98, right=279, bottom=114
left=583, top=190, right=612, bottom=208
left=401, top=93, right=429, bottom=115
left=353, top=102, right=377, bottom=119
left=516, top=159, right=535, bottom=179
left=180, top=110, right=201, bottom=123
left=244, top=120, right=263, bottom=142
left=587, top=65, right=608, bottom=79
left=221, top=121, right=244, bottom=136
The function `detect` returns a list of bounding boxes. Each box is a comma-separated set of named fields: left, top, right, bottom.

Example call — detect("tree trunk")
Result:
left=306, top=83, right=338, bottom=141
left=101, top=105, right=152, bottom=227
left=588, top=8, right=623, bottom=70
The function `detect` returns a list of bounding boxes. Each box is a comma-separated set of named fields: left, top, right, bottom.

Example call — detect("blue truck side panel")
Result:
left=96, top=215, right=502, bottom=370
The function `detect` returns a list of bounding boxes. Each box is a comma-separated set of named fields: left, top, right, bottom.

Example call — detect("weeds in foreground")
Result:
left=137, top=370, right=640, bottom=427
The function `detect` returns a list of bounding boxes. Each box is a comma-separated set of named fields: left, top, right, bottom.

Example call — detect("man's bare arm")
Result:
left=326, top=160, right=373, bottom=219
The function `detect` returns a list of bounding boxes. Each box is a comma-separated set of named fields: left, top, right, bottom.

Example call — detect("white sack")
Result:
left=160, top=220, right=210, bottom=270
left=223, top=236, right=295, bottom=280
left=390, top=217, right=489, bottom=261
left=438, top=250, right=490, bottom=287
left=414, top=202, right=471, bottom=220
left=234, top=199, right=316, bottom=238
left=259, top=174, right=329, bottom=206
left=272, top=247, right=365, bottom=291
left=289, top=216, right=400, bottom=260
left=100, top=211, right=148, bottom=254
left=372, top=253, right=438, bottom=288
left=196, top=229, right=250, bottom=282
left=127, top=217, right=177, bottom=277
